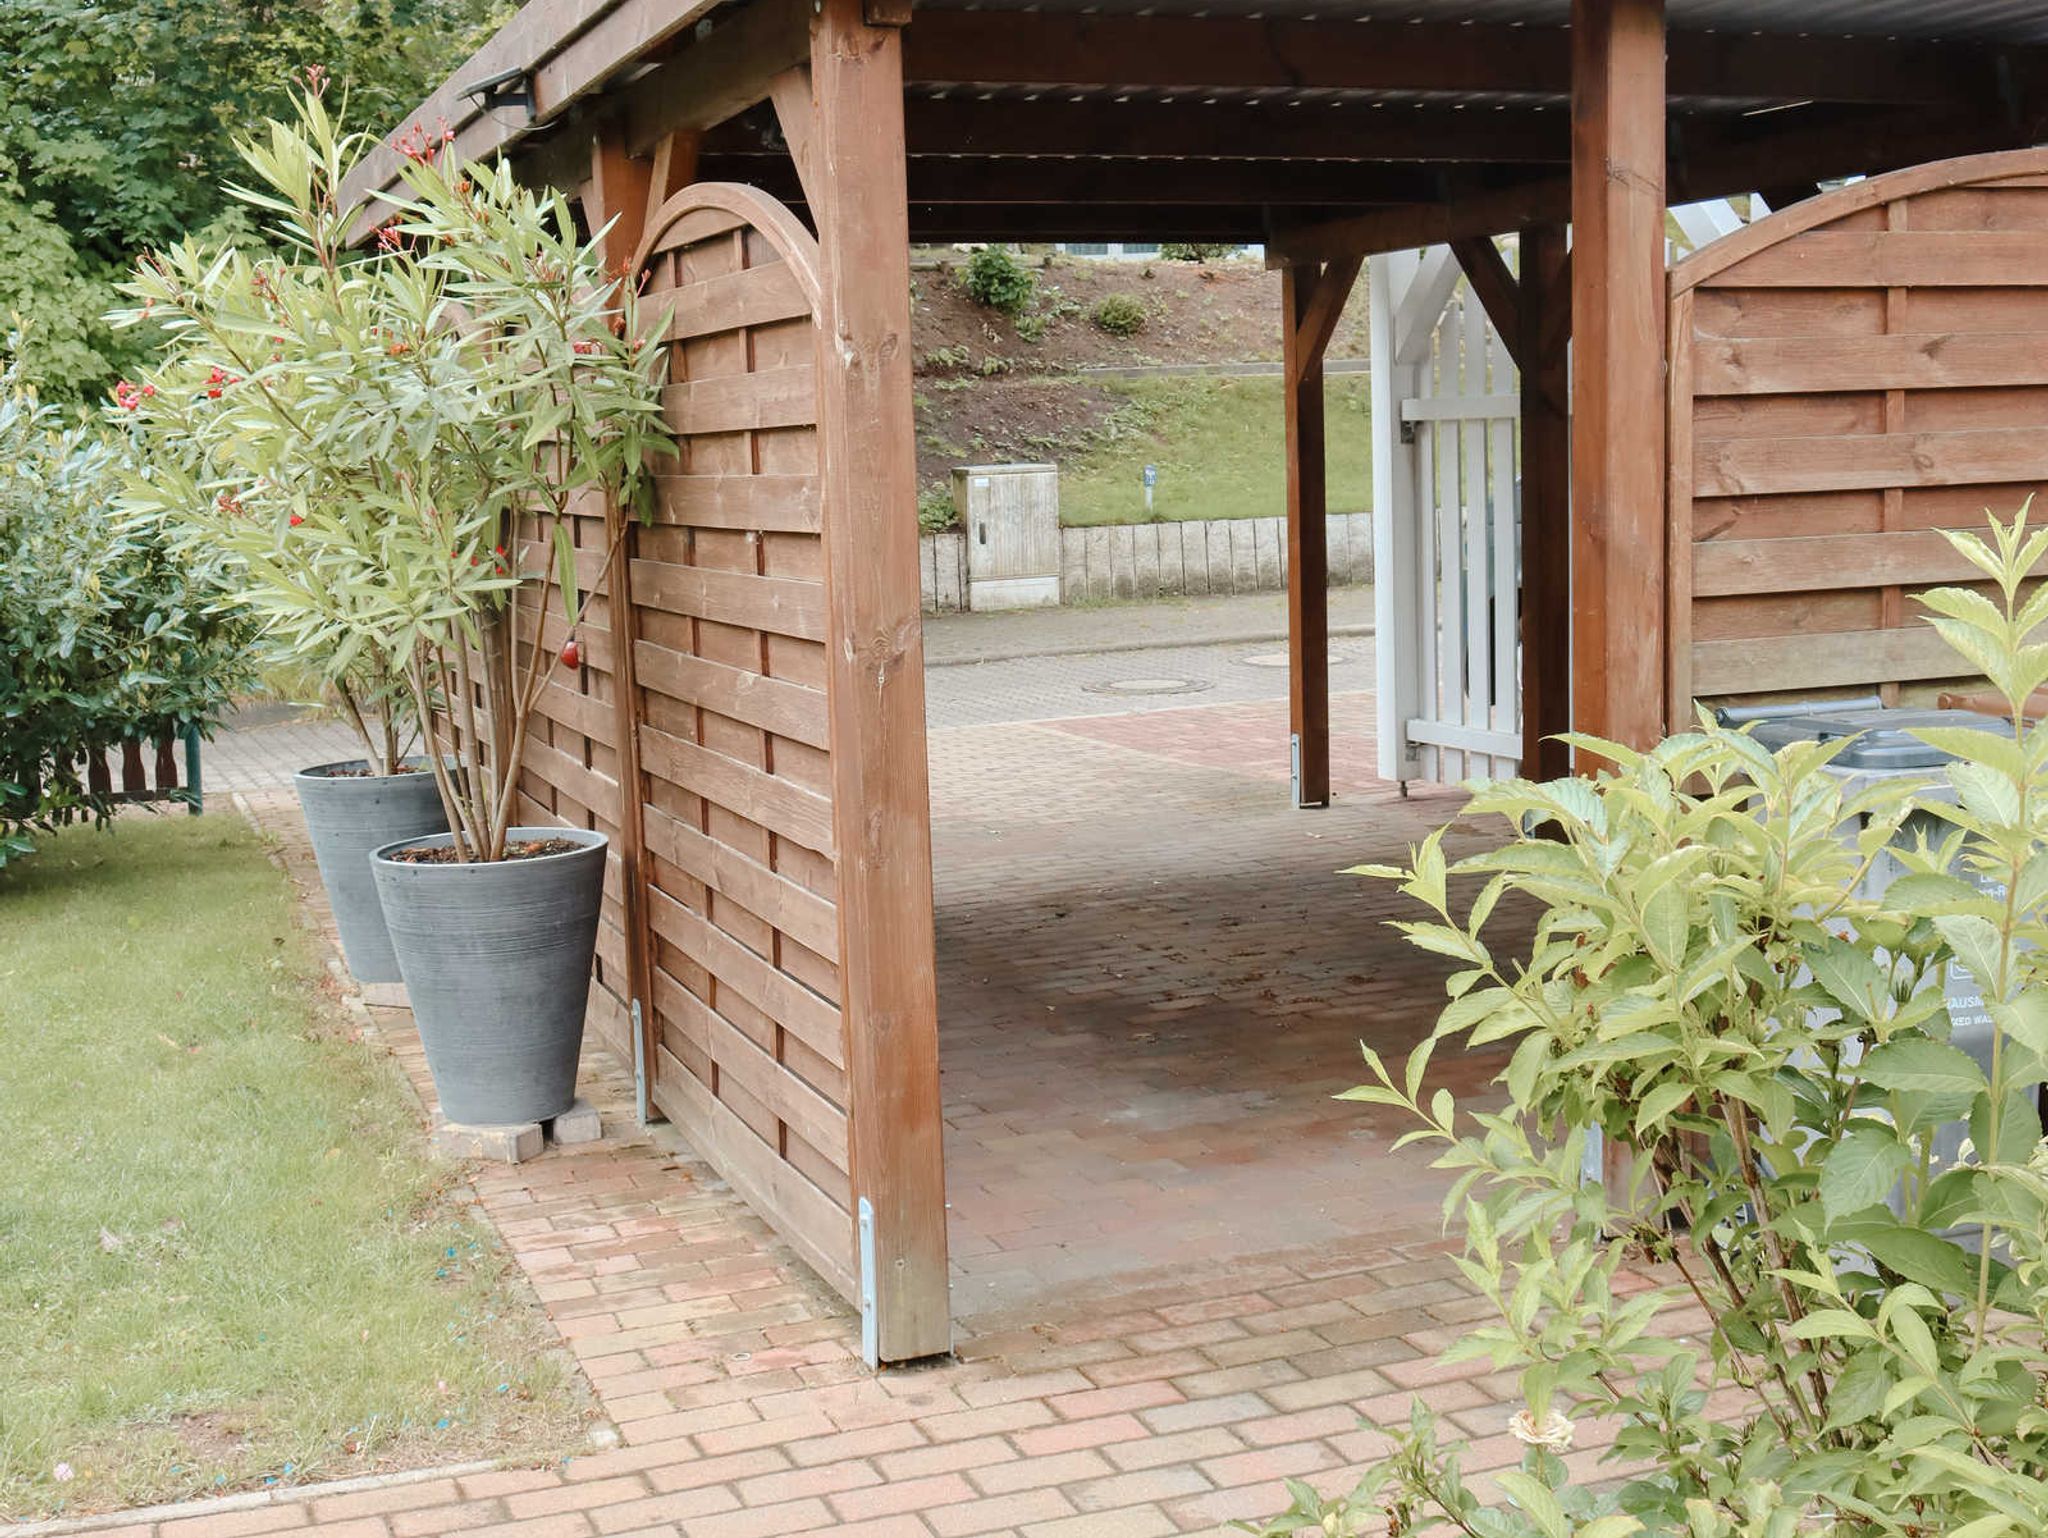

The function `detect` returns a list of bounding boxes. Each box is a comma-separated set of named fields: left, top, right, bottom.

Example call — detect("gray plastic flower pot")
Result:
left=293, top=758, right=449, bottom=985
left=369, top=826, right=607, bottom=1126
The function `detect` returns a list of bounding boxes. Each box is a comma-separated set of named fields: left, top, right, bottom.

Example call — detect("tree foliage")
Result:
left=1250, top=508, right=2048, bottom=1536
left=0, top=0, right=512, bottom=400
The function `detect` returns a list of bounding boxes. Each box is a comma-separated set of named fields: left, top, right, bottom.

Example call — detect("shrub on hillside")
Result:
left=1247, top=508, right=2048, bottom=1537
left=1091, top=293, right=1147, bottom=337
left=960, top=246, right=1035, bottom=317
left=1161, top=242, right=1234, bottom=263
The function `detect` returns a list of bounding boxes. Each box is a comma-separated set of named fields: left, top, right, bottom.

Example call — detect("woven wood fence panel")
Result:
left=493, top=491, right=639, bottom=1063
left=1667, top=147, right=2048, bottom=715
left=625, top=184, right=855, bottom=1300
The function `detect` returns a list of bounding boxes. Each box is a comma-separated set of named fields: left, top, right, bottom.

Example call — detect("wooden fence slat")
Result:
left=649, top=1042, right=856, bottom=1297
left=1696, top=425, right=2048, bottom=497
left=634, top=643, right=830, bottom=750
left=645, top=884, right=844, bottom=1066
left=654, top=474, right=822, bottom=533
left=663, top=365, right=817, bottom=435
left=1691, top=625, right=1961, bottom=694
left=520, top=736, right=620, bottom=820
left=1694, top=331, right=2048, bottom=395
left=655, top=974, right=849, bottom=1169
left=1692, top=529, right=2048, bottom=596
left=1717, top=230, right=2048, bottom=288
left=628, top=558, right=828, bottom=640
left=642, top=801, right=839, bottom=960
left=648, top=204, right=751, bottom=253
left=638, top=723, right=836, bottom=856
left=538, top=678, right=617, bottom=742
left=515, top=538, right=611, bottom=591
left=660, top=261, right=811, bottom=342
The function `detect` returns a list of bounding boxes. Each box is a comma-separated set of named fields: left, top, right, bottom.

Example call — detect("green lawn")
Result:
left=0, top=816, right=584, bottom=1519
left=1058, top=373, right=1372, bottom=527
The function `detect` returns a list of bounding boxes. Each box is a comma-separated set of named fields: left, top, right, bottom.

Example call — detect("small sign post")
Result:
left=1142, top=462, right=1157, bottom=515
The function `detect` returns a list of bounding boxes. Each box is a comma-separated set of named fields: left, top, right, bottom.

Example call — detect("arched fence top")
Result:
left=631, top=181, right=824, bottom=315
left=1670, top=145, right=2048, bottom=296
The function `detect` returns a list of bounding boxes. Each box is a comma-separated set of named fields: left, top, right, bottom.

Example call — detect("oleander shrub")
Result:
left=1249, top=508, right=2048, bottom=1537
left=116, top=83, right=672, bottom=859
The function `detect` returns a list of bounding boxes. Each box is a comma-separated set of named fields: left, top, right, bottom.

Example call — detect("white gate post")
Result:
left=1372, top=247, right=1457, bottom=785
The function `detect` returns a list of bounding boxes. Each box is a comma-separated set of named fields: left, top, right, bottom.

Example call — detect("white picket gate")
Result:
left=1367, top=197, right=1772, bottom=793
left=1371, top=248, right=1523, bottom=788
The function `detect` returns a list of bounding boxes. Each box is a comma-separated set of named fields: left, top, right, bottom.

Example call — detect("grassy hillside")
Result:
left=910, top=253, right=1376, bottom=528
left=1058, top=374, right=1371, bottom=526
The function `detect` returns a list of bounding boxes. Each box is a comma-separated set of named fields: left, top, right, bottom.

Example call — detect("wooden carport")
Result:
left=348, top=0, right=2048, bottom=1362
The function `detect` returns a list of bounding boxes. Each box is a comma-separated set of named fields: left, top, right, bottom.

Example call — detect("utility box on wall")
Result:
left=953, top=463, right=1060, bottom=610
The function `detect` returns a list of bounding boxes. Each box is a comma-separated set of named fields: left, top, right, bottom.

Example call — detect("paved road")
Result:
left=925, top=632, right=1376, bottom=728
left=202, top=589, right=1378, bottom=789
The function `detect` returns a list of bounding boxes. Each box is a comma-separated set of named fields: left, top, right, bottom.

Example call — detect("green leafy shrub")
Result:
left=1248, top=509, right=2048, bottom=1537
left=117, top=83, right=672, bottom=859
left=960, top=245, right=1036, bottom=317
left=0, top=354, right=253, bottom=865
left=916, top=483, right=957, bottom=534
left=1092, top=293, right=1147, bottom=337
left=1161, top=242, right=1235, bottom=263
left=1015, top=311, right=1050, bottom=344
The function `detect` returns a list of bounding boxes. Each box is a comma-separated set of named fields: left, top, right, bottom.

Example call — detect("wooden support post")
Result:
left=590, top=135, right=654, bottom=277
left=1570, top=0, right=1668, bottom=762
left=588, top=131, right=661, bottom=1119
left=1280, top=255, right=1360, bottom=809
left=1518, top=222, right=1572, bottom=781
left=807, top=0, right=950, bottom=1363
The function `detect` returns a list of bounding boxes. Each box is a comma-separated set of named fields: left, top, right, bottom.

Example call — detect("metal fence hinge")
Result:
left=858, top=1196, right=879, bottom=1369
left=631, top=998, right=650, bottom=1127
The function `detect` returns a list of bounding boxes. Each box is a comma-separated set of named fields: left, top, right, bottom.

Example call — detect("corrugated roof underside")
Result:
left=920, top=0, right=2048, bottom=45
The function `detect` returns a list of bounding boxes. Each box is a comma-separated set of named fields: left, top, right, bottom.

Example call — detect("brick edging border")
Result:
left=5, top=1461, right=507, bottom=1537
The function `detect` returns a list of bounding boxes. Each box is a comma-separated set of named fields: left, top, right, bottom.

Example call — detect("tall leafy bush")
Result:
left=118, top=86, right=673, bottom=859
left=0, top=355, right=253, bottom=864
left=1249, top=510, right=2048, bottom=1536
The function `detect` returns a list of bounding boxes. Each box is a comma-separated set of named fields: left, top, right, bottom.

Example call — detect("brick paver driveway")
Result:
left=83, top=613, right=1578, bottom=1538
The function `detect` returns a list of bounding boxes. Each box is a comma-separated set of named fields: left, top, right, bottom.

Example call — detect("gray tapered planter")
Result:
left=370, top=826, right=607, bottom=1126
left=294, top=759, right=448, bottom=985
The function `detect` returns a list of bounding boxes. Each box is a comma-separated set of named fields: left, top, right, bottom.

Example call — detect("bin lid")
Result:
left=1747, top=707, right=2013, bottom=770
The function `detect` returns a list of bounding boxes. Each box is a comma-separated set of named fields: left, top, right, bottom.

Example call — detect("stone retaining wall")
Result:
left=920, top=512, right=1372, bottom=613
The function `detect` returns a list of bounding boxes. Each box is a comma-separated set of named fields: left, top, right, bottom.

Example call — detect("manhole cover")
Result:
left=1082, top=676, right=1215, bottom=697
left=1239, top=650, right=1355, bottom=670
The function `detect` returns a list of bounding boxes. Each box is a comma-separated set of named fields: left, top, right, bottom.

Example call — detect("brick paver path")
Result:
left=84, top=628, right=1610, bottom=1538
left=928, top=692, right=1515, bottom=1315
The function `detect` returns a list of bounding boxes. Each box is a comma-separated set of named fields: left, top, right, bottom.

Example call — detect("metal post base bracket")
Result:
left=858, top=1196, right=880, bottom=1369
